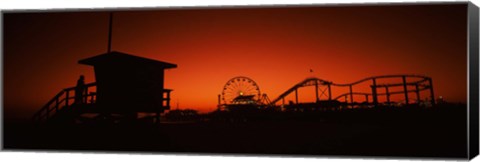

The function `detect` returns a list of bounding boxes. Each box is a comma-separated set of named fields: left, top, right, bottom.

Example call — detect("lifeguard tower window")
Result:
left=78, top=51, right=177, bottom=114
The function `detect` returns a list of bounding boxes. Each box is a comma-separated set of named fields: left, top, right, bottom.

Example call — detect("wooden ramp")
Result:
left=32, top=83, right=97, bottom=124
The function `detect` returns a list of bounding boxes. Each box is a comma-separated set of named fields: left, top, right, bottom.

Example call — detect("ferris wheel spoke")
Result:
left=232, top=81, right=241, bottom=90
left=238, top=80, right=244, bottom=89
left=244, top=86, right=256, bottom=93
left=228, top=86, right=238, bottom=94
left=236, top=81, right=243, bottom=90
left=226, top=86, right=236, bottom=92
left=225, top=91, right=235, bottom=95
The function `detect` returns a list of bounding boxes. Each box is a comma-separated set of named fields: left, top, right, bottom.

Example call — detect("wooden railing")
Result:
left=33, top=83, right=174, bottom=122
left=32, top=82, right=97, bottom=122
left=163, top=89, right=172, bottom=110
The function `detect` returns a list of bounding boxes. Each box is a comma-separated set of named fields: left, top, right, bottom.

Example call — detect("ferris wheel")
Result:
left=221, top=76, right=261, bottom=105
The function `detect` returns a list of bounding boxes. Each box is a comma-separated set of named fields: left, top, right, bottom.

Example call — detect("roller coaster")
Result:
left=219, top=75, right=434, bottom=111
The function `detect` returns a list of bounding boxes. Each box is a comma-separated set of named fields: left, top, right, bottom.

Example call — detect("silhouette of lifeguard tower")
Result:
left=32, top=51, right=177, bottom=124
left=32, top=13, right=177, bottom=124
left=79, top=51, right=177, bottom=122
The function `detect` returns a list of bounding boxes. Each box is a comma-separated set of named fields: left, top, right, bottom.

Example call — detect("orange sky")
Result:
left=4, top=4, right=468, bottom=119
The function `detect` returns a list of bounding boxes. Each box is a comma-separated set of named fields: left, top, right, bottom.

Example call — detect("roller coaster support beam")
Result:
left=372, top=78, right=378, bottom=107
left=385, top=87, right=391, bottom=105
left=415, top=84, right=420, bottom=104
left=349, top=85, right=353, bottom=108
left=429, top=78, right=435, bottom=105
left=402, top=76, right=409, bottom=105
left=315, top=81, right=319, bottom=102
left=328, top=83, right=332, bottom=101
left=295, top=89, right=299, bottom=104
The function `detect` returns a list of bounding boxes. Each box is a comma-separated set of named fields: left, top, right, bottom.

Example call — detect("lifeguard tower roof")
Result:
left=78, top=51, right=177, bottom=69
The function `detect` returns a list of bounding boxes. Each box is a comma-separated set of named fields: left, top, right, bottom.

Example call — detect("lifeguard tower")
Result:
left=32, top=51, right=177, bottom=124
left=32, top=13, right=177, bottom=124
left=79, top=51, right=177, bottom=121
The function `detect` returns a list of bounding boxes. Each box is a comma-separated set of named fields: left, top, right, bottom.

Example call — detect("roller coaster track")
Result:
left=270, top=74, right=435, bottom=107
left=270, top=77, right=332, bottom=105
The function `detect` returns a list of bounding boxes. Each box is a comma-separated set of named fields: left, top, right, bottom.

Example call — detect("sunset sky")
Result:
left=3, top=4, right=468, bottom=120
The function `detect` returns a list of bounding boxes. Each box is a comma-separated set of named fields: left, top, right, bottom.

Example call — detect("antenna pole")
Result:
left=107, top=12, right=113, bottom=53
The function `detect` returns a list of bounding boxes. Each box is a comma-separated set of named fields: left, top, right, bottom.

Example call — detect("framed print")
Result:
left=2, top=2, right=479, bottom=160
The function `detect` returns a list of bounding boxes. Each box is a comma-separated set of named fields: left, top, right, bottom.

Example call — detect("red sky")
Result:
left=3, top=4, right=468, bottom=119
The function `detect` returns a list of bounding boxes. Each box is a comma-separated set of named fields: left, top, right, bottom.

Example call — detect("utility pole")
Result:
left=107, top=12, right=113, bottom=53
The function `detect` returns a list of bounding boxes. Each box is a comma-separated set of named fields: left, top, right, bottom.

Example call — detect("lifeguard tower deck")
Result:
left=32, top=51, right=177, bottom=124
